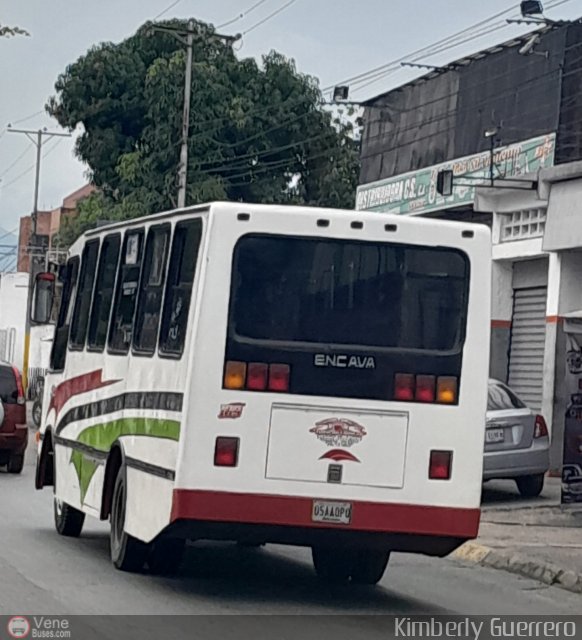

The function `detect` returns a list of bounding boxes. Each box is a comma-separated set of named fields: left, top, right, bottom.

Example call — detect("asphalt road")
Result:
left=0, top=443, right=578, bottom=639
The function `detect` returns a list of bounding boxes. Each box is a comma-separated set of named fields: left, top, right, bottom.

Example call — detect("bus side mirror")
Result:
left=31, top=272, right=55, bottom=324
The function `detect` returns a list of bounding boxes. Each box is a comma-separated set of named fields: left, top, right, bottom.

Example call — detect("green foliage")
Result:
left=0, top=24, right=29, bottom=37
left=48, top=18, right=360, bottom=244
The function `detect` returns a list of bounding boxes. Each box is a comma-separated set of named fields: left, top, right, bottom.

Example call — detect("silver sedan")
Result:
left=483, top=379, right=550, bottom=497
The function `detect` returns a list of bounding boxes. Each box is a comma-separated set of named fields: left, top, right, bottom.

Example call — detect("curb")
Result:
left=451, top=541, right=582, bottom=595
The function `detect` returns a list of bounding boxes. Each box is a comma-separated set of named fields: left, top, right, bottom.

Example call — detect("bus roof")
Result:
left=72, top=201, right=488, bottom=253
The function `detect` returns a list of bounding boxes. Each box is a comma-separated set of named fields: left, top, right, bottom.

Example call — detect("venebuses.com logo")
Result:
left=6, top=616, right=71, bottom=639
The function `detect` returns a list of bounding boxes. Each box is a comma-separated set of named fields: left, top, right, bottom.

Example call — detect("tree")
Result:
left=0, top=24, right=29, bottom=37
left=48, top=19, right=360, bottom=244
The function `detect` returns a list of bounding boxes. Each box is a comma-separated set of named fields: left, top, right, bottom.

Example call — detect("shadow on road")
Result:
left=32, top=524, right=447, bottom=614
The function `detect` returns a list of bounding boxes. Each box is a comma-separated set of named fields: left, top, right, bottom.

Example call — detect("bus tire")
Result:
left=311, top=547, right=352, bottom=583
left=148, top=538, right=185, bottom=575
left=54, top=497, right=85, bottom=537
left=110, top=467, right=149, bottom=572
left=350, top=550, right=390, bottom=586
left=7, top=453, right=24, bottom=474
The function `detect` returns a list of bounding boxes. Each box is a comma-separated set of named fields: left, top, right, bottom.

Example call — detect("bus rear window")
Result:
left=230, top=235, right=469, bottom=351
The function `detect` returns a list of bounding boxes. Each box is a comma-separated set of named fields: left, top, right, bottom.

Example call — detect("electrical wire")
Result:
left=242, top=0, right=297, bottom=35
left=2, top=137, right=67, bottom=190
left=8, top=109, right=45, bottom=127
left=154, top=0, right=182, bottom=21
left=216, top=0, right=271, bottom=29
left=0, top=142, right=34, bottom=179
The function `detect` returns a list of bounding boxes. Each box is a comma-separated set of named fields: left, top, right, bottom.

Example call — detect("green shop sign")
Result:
left=355, top=133, right=556, bottom=215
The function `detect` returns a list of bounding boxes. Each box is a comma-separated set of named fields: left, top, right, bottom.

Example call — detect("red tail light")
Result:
left=268, top=364, right=290, bottom=392
left=416, top=375, right=436, bottom=403
left=12, top=366, right=25, bottom=406
left=394, top=373, right=415, bottom=401
left=247, top=363, right=268, bottom=391
left=214, top=437, right=239, bottom=467
left=534, top=415, right=549, bottom=439
left=429, top=450, right=452, bottom=480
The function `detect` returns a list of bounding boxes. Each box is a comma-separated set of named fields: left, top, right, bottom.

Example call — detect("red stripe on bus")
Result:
left=546, top=315, right=562, bottom=324
left=48, top=369, right=120, bottom=419
left=170, top=490, right=480, bottom=538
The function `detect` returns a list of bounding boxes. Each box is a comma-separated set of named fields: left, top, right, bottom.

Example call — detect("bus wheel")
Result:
left=54, top=496, right=85, bottom=537
left=148, top=538, right=185, bottom=575
left=110, top=468, right=149, bottom=572
left=350, top=550, right=390, bottom=586
left=311, top=547, right=352, bottom=583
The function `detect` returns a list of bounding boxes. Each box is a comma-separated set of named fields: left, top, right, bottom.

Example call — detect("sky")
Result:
left=0, top=0, right=580, bottom=238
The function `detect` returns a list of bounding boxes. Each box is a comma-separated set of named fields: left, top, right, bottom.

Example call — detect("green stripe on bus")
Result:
left=69, top=417, right=181, bottom=503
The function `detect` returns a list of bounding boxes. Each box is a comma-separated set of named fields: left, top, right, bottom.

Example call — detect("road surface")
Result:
left=0, top=443, right=578, bottom=639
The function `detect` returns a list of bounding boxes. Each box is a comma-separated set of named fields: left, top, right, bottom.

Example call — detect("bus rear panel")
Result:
left=171, top=204, right=491, bottom=557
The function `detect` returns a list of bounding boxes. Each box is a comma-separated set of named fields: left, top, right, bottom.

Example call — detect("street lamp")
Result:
left=521, top=1, right=544, bottom=17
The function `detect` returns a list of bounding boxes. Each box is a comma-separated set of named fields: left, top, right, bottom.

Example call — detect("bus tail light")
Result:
left=416, top=375, right=436, bottom=403
left=214, top=437, right=239, bottom=467
left=394, top=374, right=415, bottom=401
left=224, top=361, right=246, bottom=390
left=437, top=377, right=458, bottom=404
left=12, top=366, right=25, bottom=406
left=268, top=364, right=290, bottom=392
left=247, top=363, right=268, bottom=390
left=429, top=450, right=452, bottom=480
left=534, top=415, right=549, bottom=438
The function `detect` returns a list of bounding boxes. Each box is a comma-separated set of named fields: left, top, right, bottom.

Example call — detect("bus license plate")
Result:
left=486, top=428, right=505, bottom=444
left=312, top=500, right=352, bottom=525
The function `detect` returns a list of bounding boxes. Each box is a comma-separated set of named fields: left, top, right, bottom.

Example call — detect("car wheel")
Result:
left=516, top=473, right=545, bottom=498
left=110, top=467, right=149, bottom=572
left=350, top=549, right=390, bottom=586
left=312, top=547, right=352, bottom=584
left=54, top=496, right=85, bottom=537
left=148, top=538, right=185, bottom=575
left=7, top=453, right=24, bottom=474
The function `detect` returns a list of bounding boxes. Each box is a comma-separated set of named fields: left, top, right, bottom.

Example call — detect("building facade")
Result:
left=356, top=20, right=582, bottom=472
left=17, top=184, right=94, bottom=272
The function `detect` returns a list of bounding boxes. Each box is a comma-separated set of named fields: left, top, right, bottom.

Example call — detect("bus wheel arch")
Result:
left=35, top=429, right=55, bottom=490
left=100, top=444, right=124, bottom=520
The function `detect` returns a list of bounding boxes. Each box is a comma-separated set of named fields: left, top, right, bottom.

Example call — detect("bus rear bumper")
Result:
left=169, top=490, right=480, bottom=557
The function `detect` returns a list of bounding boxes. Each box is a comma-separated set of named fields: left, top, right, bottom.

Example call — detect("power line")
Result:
left=327, top=0, right=571, bottom=97
left=8, top=110, right=45, bottom=127
left=2, top=136, right=68, bottom=190
left=154, top=0, right=182, bottom=20
left=243, top=0, right=297, bottom=35
left=0, top=142, right=34, bottom=178
left=217, top=0, right=271, bottom=29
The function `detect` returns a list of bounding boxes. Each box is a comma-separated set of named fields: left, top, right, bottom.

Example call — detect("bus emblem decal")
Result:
left=310, top=418, right=366, bottom=449
left=218, top=403, right=246, bottom=419
left=320, top=449, right=360, bottom=463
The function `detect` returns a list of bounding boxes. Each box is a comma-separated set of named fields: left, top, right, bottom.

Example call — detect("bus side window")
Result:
left=87, top=234, right=121, bottom=352
left=133, top=224, right=170, bottom=355
left=159, top=219, right=202, bottom=357
left=50, top=257, right=80, bottom=372
left=69, top=239, right=100, bottom=351
left=108, top=229, right=144, bottom=354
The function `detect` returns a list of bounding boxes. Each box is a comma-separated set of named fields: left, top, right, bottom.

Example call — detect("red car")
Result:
left=0, top=362, right=27, bottom=474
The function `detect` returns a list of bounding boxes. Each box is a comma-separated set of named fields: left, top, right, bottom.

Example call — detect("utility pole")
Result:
left=149, top=22, right=240, bottom=209
left=7, top=127, right=71, bottom=394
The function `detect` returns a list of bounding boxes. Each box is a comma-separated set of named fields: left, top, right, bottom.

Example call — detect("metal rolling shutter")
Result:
left=507, top=287, right=547, bottom=412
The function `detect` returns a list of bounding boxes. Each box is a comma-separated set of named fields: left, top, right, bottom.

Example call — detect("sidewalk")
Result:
left=452, top=478, right=582, bottom=594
